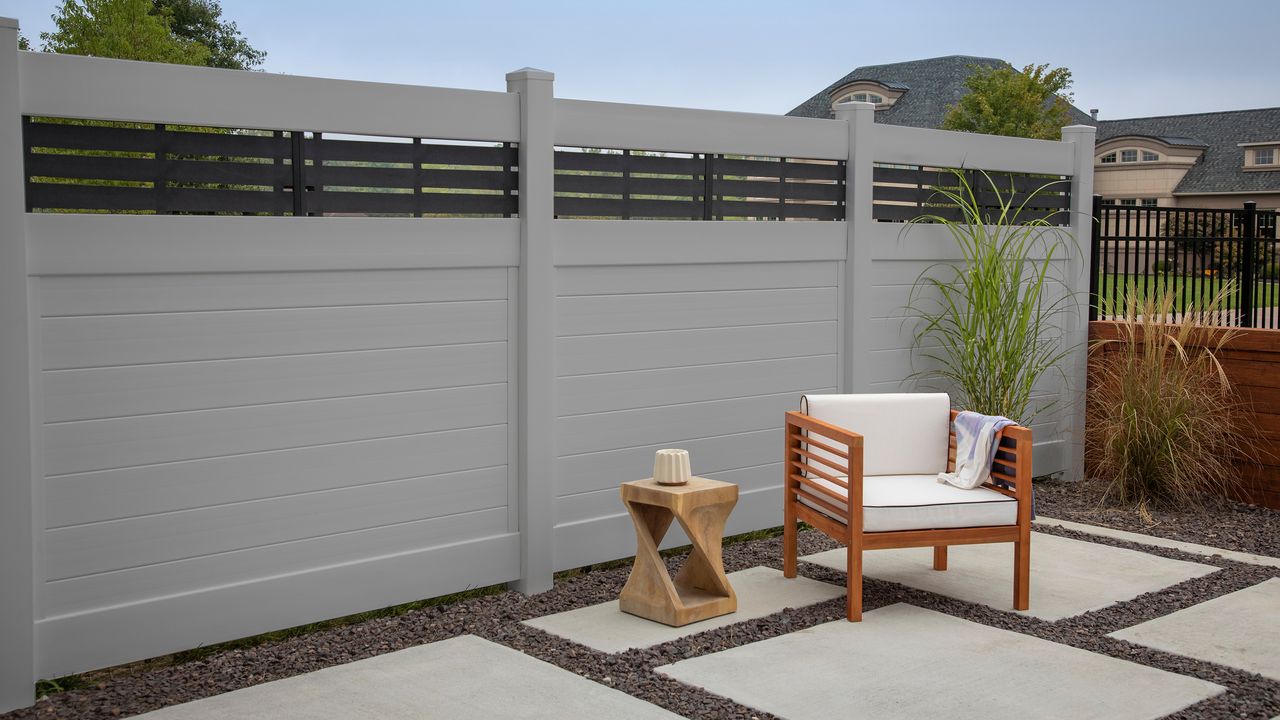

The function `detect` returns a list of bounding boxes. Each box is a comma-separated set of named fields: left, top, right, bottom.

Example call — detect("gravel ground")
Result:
left=1035, top=477, right=1280, bottom=558
left=4, top=526, right=1277, bottom=720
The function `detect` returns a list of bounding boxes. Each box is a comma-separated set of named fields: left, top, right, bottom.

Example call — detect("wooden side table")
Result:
left=618, top=477, right=738, bottom=627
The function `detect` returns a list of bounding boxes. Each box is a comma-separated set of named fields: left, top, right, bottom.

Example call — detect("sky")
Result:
left=3, top=0, right=1278, bottom=121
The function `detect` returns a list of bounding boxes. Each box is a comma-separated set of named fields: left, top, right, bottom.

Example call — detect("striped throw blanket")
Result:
left=937, top=411, right=1014, bottom=490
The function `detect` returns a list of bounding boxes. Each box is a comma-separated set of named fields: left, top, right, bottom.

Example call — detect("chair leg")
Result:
left=783, top=504, right=797, bottom=579
left=846, top=543, right=863, bottom=622
left=932, top=545, right=947, bottom=571
left=1013, top=538, right=1030, bottom=611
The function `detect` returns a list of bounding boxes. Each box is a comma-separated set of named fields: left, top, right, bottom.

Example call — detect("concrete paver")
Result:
left=657, top=603, right=1224, bottom=720
left=1110, top=578, right=1280, bottom=681
left=133, top=634, right=684, bottom=719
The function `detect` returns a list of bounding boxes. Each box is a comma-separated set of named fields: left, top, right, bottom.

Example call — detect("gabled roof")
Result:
left=1097, top=108, right=1280, bottom=194
left=786, top=55, right=1094, bottom=128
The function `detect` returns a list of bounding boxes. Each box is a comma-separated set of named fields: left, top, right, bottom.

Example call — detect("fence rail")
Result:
left=23, top=117, right=519, bottom=217
left=1089, top=198, right=1280, bottom=329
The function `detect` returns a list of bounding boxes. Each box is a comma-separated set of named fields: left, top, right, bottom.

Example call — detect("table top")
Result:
left=620, top=476, right=738, bottom=509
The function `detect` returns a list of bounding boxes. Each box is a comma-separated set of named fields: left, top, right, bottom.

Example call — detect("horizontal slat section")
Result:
left=45, top=424, right=508, bottom=528
left=558, top=261, right=838, bottom=296
left=19, top=51, right=520, bottom=141
left=560, top=355, right=837, bottom=416
left=558, top=287, right=836, bottom=336
left=872, top=123, right=1076, bottom=176
left=36, top=532, right=519, bottom=678
left=39, top=268, right=507, bottom=316
left=555, top=98, right=847, bottom=159
left=26, top=214, right=520, bottom=274
left=45, top=465, right=507, bottom=580
left=45, top=383, right=505, bottom=476
left=559, top=389, right=831, bottom=457
left=44, top=342, right=506, bottom=422
left=558, top=462, right=780, bottom=526
left=42, top=300, right=507, bottom=369
left=44, top=506, right=510, bottom=619
left=554, top=219, right=846, bottom=265
left=558, top=321, right=838, bottom=376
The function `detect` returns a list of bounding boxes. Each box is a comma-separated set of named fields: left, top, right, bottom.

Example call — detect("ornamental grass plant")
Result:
left=1086, top=282, right=1250, bottom=511
left=906, top=169, right=1075, bottom=425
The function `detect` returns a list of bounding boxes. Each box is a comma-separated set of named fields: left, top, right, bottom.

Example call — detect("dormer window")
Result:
left=1142, top=150, right=1159, bottom=162
left=1121, top=150, right=1138, bottom=163
left=1101, top=152, right=1117, bottom=164
left=837, top=92, right=884, bottom=105
left=1255, top=148, right=1276, bottom=166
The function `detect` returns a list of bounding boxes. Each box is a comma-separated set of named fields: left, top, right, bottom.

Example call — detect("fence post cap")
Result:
left=0, top=17, right=18, bottom=30
left=833, top=100, right=875, bottom=120
left=506, top=67, right=554, bottom=83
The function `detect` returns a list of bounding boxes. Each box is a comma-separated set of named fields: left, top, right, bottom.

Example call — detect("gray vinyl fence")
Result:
left=0, top=17, right=1096, bottom=711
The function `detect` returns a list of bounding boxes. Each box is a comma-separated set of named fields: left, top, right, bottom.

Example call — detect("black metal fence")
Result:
left=553, top=148, right=845, bottom=220
left=1089, top=197, right=1280, bottom=329
left=23, top=117, right=519, bottom=217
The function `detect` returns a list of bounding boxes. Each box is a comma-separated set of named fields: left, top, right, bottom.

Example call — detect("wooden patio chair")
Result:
left=782, top=393, right=1033, bottom=621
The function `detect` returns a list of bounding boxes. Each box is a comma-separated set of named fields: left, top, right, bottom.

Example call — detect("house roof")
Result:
left=1097, top=108, right=1280, bottom=194
left=786, top=55, right=1094, bottom=128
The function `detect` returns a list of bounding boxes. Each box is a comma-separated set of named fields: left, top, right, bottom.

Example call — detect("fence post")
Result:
left=506, top=68, right=556, bottom=595
left=1061, top=124, right=1097, bottom=483
left=0, top=17, right=36, bottom=713
left=833, top=101, right=875, bottom=393
left=1088, top=195, right=1102, bottom=322
left=1240, top=201, right=1257, bottom=328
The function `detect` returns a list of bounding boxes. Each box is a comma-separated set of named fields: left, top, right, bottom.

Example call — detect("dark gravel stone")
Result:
left=3, top=524, right=1276, bottom=720
left=1035, top=477, right=1280, bottom=558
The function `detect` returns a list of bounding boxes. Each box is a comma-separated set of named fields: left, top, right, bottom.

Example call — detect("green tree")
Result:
left=41, top=0, right=210, bottom=65
left=942, top=63, right=1074, bottom=140
left=18, top=34, right=31, bottom=50
left=152, top=0, right=265, bottom=69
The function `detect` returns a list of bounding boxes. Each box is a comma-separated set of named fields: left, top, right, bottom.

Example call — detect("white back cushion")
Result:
left=801, top=393, right=950, bottom=476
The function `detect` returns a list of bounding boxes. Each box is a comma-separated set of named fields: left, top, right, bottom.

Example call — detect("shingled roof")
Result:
left=786, top=55, right=1094, bottom=127
left=1097, top=108, right=1280, bottom=194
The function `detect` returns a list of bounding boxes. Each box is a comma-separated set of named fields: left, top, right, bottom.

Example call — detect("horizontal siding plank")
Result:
left=557, top=262, right=838, bottom=296
left=39, top=268, right=508, bottom=317
left=559, top=355, right=837, bottom=416
left=558, top=389, right=832, bottom=457
left=42, top=507, right=510, bottom=619
left=557, top=462, right=781, bottom=527
left=42, top=300, right=508, bottom=369
left=20, top=51, right=520, bottom=142
left=45, top=466, right=508, bottom=581
left=557, top=427, right=780, bottom=498
left=26, top=214, right=520, bottom=275
left=558, top=321, right=838, bottom=376
left=45, top=343, right=506, bottom=423
left=558, top=287, right=836, bottom=336
left=36, top=532, right=519, bottom=678
left=553, top=219, right=847, bottom=266
left=45, top=425, right=507, bottom=528
left=46, top=383, right=506, bottom=476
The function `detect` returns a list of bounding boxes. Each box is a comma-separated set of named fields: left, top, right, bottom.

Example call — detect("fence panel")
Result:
left=1090, top=202, right=1280, bottom=329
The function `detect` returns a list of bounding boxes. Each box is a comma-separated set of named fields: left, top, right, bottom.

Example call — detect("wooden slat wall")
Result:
left=23, top=117, right=518, bottom=217
left=872, top=165, right=1071, bottom=226
left=1089, top=322, right=1280, bottom=509
left=553, top=148, right=844, bottom=220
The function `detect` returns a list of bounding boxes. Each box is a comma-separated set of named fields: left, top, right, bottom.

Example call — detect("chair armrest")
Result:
left=785, top=411, right=864, bottom=527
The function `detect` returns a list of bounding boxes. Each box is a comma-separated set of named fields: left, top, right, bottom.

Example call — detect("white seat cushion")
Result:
left=798, top=474, right=1017, bottom=532
left=801, top=393, right=950, bottom=476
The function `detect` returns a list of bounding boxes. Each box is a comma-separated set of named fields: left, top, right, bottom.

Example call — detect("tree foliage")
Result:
left=153, top=0, right=264, bottom=69
left=18, top=33, right=31, bottom=50
left=41, top=0, right=210, bottom=64
left=942, top=63, right=1074, bottom=140
left=38, top=0, right=264, bottom=69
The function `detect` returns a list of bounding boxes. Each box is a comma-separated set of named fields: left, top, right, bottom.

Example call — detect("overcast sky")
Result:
left=4, top=0, right=1278, bottom=120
